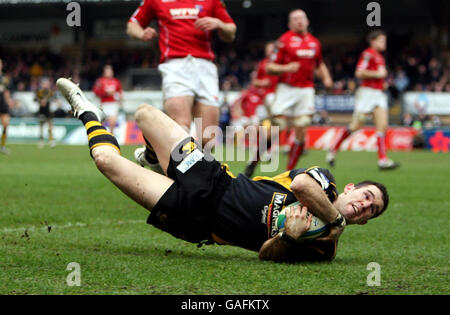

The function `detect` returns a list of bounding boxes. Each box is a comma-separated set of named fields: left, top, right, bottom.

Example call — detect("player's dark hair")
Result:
left=367, top=29, right=386, bottom=43
left=354, top=180, right=389, bottom=218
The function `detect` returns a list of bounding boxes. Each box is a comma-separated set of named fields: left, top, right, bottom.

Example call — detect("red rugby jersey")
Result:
left=356, top=48, right=386, bottom=90
left=233, top=87, right=264, bottom=118
left=92, top=77, right=122, bottom=103
left=129, top=0, right=235, bottom=63
left=271, top=31, right=323, bottom=88
left=255, top=58, right=279, bottom=96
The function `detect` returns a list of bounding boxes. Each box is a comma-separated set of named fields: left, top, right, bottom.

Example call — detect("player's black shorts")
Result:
left=37, top=105, right=52, bottom=119
left=0, top=100, right=9, bottom=114
left=147, top=137, right=232, bottom=244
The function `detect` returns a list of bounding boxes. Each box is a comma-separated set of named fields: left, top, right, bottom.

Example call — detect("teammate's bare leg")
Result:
left=164, top=96, right=195, bottom=132
left=286, top=116, right=310, bottom=170
left=106, top=115, right=118, bottom=136
left=134, top=103, right=191, bottom=173
left=373, top=106, right=399, bottom=170
left=326, top=115, right=364, bottom=167
left=0, top=113, right=10, bottom=154
left=134, top=95, right=193, bottom=171
left=193, top=101, right=220, bottom=147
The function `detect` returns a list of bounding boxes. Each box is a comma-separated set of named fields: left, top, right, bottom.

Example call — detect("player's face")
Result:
left=372, top=35, right=386, bottom=52
left=41, top=79, right=51, bottom=89
left=104, top=66, right=114, bottom=78
left=337, top=184, right=384, bottom=225
left=288, top=10, right=309, bottom=34
left=265, top=43, right=275, bottom=57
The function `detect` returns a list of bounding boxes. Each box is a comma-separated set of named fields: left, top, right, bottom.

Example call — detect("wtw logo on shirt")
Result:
left=170, top=7, right=200, bottom=19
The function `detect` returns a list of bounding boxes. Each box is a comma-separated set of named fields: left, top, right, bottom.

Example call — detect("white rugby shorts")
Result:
left=101, top=102, right=120, bottom=118
left=264, top=92, right=275, bottom=108
left=158, top=55, right=220, bottom=107
left=270, top=83, right=315, bottom=117
left=354, top=87, right=388, bottom=113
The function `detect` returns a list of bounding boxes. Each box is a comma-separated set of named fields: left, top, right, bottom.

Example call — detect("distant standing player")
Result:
left=266, top=9, right=333, bottom=171
left=92, top=64, right=123, bottom=136
left=243, top=41, right=280, bottom=177
left=326, top=30, right=399, bottom=170
left=127, top=0, right=236, bottom=170
left=35, top=77, right=56, bottom=148
left=0, top=58, right=14, bottom=154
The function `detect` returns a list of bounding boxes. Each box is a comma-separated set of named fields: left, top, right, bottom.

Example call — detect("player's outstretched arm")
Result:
left=290, top=174, right=341, bottom=223
left=355, top=66, right=387, bottom=80
left=194, top=17, right=236, bottom=42
left=265, top=62, right=300, bottom=76
left=259, top=205, right=312, bottom=262
left=126, top=22, right=158, bottom=42
left=290, top=174, right=345, bottom=243
left=316, top=62, right=333, bottom=89
left=217, top=22, right=236, bottom=42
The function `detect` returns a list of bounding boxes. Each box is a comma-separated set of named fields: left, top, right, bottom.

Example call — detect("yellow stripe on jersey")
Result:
left=85, top=120, right=102, bottom=130
left=87, top=129, right=111, bottom=141
left=221, top=163, right=236, bottom=178
left=253, top=171, right=293, bottom=192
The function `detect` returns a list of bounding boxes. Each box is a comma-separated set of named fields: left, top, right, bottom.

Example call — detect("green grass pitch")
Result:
left=0, top=144, right=448, bottom=294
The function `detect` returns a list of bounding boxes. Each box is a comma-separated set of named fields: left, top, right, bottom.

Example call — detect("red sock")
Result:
left=377, top=132, right=387, bottom=160
left=330, top=128, right=351, bottom=153
left=287, top=140, right=304, bottom=170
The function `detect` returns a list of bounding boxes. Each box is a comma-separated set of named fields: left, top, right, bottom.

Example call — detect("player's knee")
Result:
left=201, top=135, right=215, bottom=148
left=135, top=104, right=155, bottom=126
left=272, top=116, right=287, bottom=129
left=92, top=148, right=115, bottom=173
left=293, top=115, right=311, bottom=127
left=376, top=124, right=387, bottom=133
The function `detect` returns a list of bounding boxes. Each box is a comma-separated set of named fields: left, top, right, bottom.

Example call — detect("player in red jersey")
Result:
left=253, top=42, right=280, bottom=100
left=92, top=64, right=123, bottom=136
left=231, top=86, right=264, bottom=129
left=266, top=9, right=333, bottom=171
left=127, top=0, right=236, bottom=171
left=326, top=30, right=399, bottom=170
left=243, top=41, right=280, bottom=177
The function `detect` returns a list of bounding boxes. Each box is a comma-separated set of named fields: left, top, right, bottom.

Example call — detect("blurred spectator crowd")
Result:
left=1, top=41, right=449, bottom=117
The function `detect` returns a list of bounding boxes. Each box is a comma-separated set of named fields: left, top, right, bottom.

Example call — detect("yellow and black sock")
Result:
left=143, top=135, right=159, bottom=164
left=48, top=128, right=53, bottom=142
left=1, top=128, right=6, bottom=147
left=80, top=112, right=120, bottom=155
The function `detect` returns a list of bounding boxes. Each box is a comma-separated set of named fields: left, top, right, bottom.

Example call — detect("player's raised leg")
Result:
left=0, top=113, right=10, bottom=154
left=286, top=116, right=311, bottom=170
left=193, top=101, right=220, bottom=147
left=326, top=115, right=364, bottom=167
left=56, top=78, right=174, bottom=210
left=244, top=119, right=272, bottom=177
left=134, top=103, right=191, bottom=173
left=164, top=96, right=194, bottom=133
left=134, top=95, right=193, bottom=172
left=373, top=106, right=399, bottom=170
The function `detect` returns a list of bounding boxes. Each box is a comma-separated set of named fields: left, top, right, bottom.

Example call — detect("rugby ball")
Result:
left=276, top=201, right=329, bottom=241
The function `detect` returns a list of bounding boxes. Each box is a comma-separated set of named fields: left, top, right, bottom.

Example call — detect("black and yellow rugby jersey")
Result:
left=0, top=75, right=11, bottom=107
left=35, top=88, right=54, bottom=106
left=213, top=167, right=338, bottom=253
